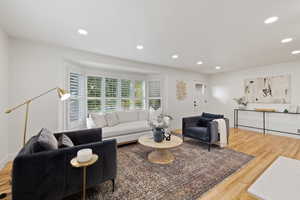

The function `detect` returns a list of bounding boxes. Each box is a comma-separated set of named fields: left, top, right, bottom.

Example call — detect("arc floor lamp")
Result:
left=5, top=87, right=70, bottom=147
left=1, top=87, right=70, bottom=199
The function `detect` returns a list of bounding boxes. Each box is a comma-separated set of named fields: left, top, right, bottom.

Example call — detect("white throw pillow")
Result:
left=138, top=110, right=149, bottom=121
left=117, top=111, right=139, bottom=123
left=105, top=112, right=119, bottom=127
left=90, top=113, right=107, bottom=128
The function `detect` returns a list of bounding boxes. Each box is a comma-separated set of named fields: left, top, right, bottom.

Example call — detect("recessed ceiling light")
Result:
left=77, top=29, right=88, bottom=35
left=172, top=54, right=179, bottom=59
left=291, top=50, right=300, bottom=55
left=136, top=45, right=144, bottom=50
left=264, top=16, right=279, bottom=24
left=215, top=66, right=221, bottom=70
left=281, top=38, right=293, bottom=43
left=197, top=61, right=203, bottom=65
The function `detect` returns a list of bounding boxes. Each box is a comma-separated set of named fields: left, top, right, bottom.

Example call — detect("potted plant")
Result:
left=233, top=97, right=248, bottom=109
left=149, top=114, right=173, bottom=142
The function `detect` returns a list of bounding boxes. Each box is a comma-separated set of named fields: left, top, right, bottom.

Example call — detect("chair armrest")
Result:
left=55, top=128, right=102, bottom=145
left=208, top=121, right=219, bottom=143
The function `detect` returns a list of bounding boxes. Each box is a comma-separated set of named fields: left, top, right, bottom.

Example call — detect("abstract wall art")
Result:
left=244, top=75, right=291, bottom=104
left=176, top=80, right=187, bottom=100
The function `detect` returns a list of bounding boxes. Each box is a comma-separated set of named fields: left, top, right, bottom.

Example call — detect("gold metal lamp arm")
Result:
left=5, top=87, right=70, bottom=147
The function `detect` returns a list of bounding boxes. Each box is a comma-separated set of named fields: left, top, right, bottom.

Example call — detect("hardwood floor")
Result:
left=1, top=128, right=300, bottom=200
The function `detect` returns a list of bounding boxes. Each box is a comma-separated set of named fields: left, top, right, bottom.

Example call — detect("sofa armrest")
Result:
left=55, top=128, right=102, bottom=145
left=12, top=139, right=117, bottom=200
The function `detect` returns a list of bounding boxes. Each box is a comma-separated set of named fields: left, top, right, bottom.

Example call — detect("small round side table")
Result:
left=71, top=154, right=98, bottom=200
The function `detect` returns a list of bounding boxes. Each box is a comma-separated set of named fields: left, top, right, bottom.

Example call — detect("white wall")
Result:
left=7, top=38, right=208, bottom=154
left=0, top=28, right=9, bottom=168
left=208, top=61, right=300, bottom=137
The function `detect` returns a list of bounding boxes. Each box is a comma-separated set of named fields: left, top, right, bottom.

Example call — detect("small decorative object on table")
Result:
left=233, top=96, right=248, bottom=109
left=149, top=114, right=173, bottom=143
left=71, top=149, right=99, bottom=200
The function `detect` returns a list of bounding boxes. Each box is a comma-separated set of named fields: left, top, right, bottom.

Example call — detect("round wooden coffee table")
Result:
left=138, top=135, right=183, bottom=164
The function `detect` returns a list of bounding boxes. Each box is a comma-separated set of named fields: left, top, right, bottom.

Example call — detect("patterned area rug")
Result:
left=65, top=139, right=253, bottom=200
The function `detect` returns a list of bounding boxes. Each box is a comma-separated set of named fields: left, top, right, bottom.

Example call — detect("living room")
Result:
left=1, top=1, right=300, bottom=200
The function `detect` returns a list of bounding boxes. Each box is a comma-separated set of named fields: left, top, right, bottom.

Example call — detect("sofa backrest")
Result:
left=116, top=111, right=139, bottom=123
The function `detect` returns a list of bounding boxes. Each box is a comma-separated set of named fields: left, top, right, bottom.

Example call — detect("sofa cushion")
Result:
left=91, top=113, right=107, bottom=128
left=202, top=112, right=224, bottom=119
left=102, top=120, right=151, bottom=138
left=185, top=127, right=209, bottom=141
left=138, top=110, right=149, bottom=121
left=58, top=134, right=74, bottom=148
left=106, top=112, right=119, bottom=127
left=117, top=111, right=139, bottom=123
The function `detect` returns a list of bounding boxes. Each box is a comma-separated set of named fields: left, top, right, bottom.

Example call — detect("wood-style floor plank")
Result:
left=1, top=128, right=300, bottom=200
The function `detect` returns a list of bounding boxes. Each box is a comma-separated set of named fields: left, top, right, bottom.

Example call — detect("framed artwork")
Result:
left=176, top=80, right=187, bottom=100
left=244, top=75, right=291, bottom=104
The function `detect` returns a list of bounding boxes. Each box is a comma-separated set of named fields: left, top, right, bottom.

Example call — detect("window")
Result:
left=135, top=80, right=145, bottom=109
left=68, top=72, right=84, bottom=128
left=121, top=79, right=132, bottom=110
left=86, top=76, right=146, bottom=113
left=87, top=76, right=102, bottom=113
left=148, top=80, right=162, bottom=110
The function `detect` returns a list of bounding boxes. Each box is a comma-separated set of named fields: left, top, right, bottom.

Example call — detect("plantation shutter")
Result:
left=105, top=78, right=119, bottom=111
left=148, top=80, right=161, bottom=110
left=68, top=72, right=84, bottom=128
left=148, top=80, right=161, bottom=97
left=87, top=76, right=102, bottom=113
left=135, top=80, right=145, bottom=109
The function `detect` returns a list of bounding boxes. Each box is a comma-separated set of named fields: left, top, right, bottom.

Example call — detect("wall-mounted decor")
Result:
left=176, top=80, right=187, bottom=100
left=244, top=75, right=291, bottom=104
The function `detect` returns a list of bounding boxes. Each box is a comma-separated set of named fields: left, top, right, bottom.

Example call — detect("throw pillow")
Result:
left=58, top=134, right=74, bottom=148
left=36, top=128, right=58, bottom=151
left=105, top=112, right=119, bottom=127
left=197, top=117, right=213, bottom=127
left=91, top=113, right=107, bottom=128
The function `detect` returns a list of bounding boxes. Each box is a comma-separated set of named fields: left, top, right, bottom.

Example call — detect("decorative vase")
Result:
left=153, top=128, right=165, bottom=143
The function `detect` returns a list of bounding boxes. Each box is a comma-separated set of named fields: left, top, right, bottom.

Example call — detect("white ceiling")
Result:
left=0, top=0, right=300, bottom=74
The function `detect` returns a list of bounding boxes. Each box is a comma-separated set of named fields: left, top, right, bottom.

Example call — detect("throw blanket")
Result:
left=213, top=119, right=227, bottom=148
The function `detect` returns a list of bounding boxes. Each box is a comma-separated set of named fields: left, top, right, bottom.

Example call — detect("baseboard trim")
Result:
left=0, top=152, right=17, bottom=170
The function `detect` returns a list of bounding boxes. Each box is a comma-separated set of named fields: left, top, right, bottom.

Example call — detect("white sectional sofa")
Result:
left=86, top=110, right=152, bottom=143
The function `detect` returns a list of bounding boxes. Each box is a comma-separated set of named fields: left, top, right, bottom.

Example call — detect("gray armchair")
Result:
left=182, top=113, right=229, bottom=151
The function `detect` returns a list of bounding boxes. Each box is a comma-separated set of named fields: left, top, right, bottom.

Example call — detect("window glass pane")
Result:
left=121, top=99, right=131, bottom=111
left=135, top=99, right=145, bottom=110
left=105, top=78, right=118, bottom=98
left=148, top=81, right=160, bottom=98
left=149, top=99, right=161, bottom=110
left=135, top=80, right=145, bottom=98
left=121, top=79, right=131, bottom=98
left=105, top=99, right=118, bottom=112
left=87, top=76, right=102, bottom=97
left=87, top=99, right=101, bottom=113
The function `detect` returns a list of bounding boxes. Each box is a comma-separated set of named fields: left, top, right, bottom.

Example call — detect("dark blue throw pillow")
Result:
left=197, top=117, right=213, bottom=127
left=202, top=112, right=224, bottom=119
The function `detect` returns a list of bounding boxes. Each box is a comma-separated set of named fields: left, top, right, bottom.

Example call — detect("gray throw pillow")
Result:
left=58, top=134, right=74, bottom=148
left=37, top=128, right=58, bottom=151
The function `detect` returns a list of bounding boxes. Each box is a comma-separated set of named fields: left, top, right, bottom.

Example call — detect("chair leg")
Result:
left=111, top=179, right=115, bottom=192
left=208, top=144, right=211, bottom=152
